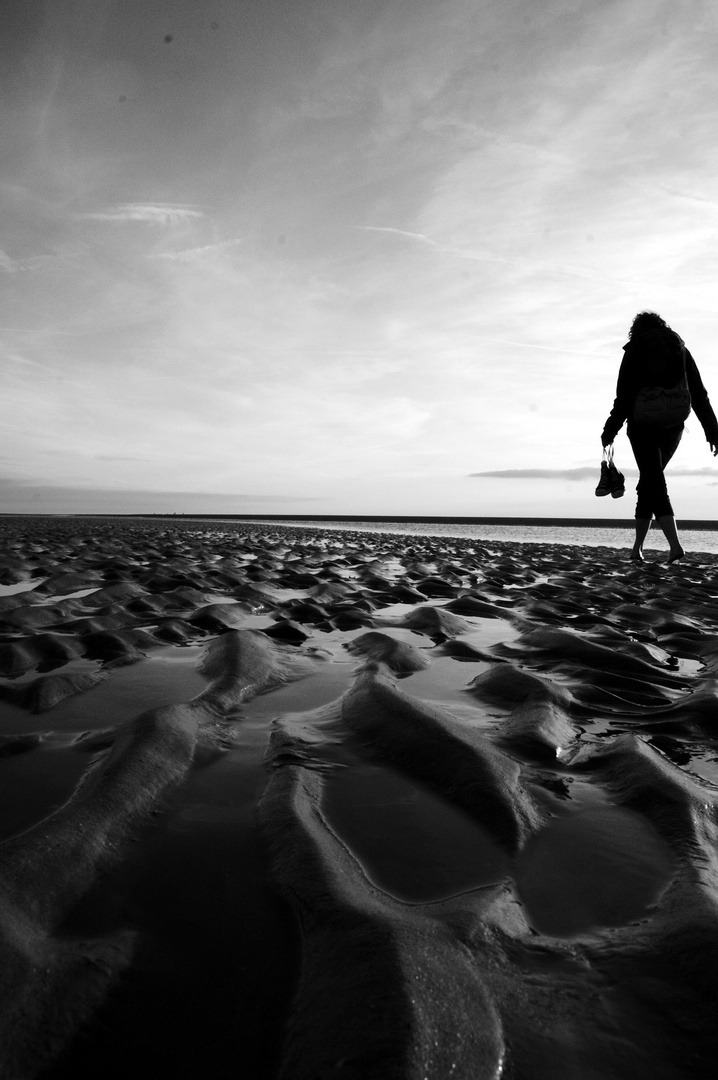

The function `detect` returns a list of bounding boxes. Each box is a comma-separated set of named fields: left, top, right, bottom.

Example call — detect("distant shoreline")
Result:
left=3, top=513, right=718, bottom=531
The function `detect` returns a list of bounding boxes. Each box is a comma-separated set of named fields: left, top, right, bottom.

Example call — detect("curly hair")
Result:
left=628, top=311, right=670, bottom=339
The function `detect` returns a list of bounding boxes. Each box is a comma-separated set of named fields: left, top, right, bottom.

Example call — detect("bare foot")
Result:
left=629, top=549, right=644, bottom=562
left=667, top=547, right=685, bottom=564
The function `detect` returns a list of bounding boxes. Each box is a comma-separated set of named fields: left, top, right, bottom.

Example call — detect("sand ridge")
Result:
left=1, top=516, right=718, bottom=1077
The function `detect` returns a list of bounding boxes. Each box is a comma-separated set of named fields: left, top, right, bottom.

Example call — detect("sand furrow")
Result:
left=260, top=766, right=506, bottom=1080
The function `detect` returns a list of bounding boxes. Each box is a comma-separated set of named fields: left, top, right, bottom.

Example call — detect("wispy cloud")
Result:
left=666, top=467, right=718, bottom=478
left=0, top=477, right=324, bottom=515
left=151, top=239, right=241, bottom=263
left=360, top=226, right=433, bottom=244
left=358, top=224, right=643, bottom=288
left=81, top=204, right=204, bottom=225
left=94, top=455, right=150, bottom=463
left=471, top=466, right=718, bottom=481
left=471, top=468, right=605, bottom=481
left=463, top=336, right=600, bottom=357
left=0, top=250, right=17, bottom=273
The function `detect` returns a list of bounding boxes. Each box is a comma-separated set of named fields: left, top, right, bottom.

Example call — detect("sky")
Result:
left=4, top=0, right=718, bottom=519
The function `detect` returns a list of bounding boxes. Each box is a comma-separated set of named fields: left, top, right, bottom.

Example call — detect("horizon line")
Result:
left=4, top=513, right=718, bottom=530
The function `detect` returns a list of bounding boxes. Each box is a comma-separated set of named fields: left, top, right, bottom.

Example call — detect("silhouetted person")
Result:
left=602, top=311, right=718, bottom=562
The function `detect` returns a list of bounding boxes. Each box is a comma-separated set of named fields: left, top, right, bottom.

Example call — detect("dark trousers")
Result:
left=628, top=424, right=683, bottom=519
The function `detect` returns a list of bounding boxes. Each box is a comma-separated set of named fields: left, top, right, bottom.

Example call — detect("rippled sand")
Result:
left=1, top=516, right=718, bottom=1078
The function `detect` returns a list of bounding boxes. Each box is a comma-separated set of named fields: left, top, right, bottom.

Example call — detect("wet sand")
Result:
left=1, top=515, right=718, bottom=1078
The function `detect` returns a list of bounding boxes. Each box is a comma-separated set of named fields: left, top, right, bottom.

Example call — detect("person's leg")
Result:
left=656, top=514, right=684, bottom=562
left=631, top=517, right=651, bottom=560
left=628, top=427, right=661, bottom=557
left=655, top=426, right=684, bottom=562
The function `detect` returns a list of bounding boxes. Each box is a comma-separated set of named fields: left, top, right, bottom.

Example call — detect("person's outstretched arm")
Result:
left=686, top=351, right=718, bottom=455
left=601, top=349, right=634, bottom=446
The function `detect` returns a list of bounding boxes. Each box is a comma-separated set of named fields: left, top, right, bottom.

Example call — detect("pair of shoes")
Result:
left=595, top=461, right=625, bottom=498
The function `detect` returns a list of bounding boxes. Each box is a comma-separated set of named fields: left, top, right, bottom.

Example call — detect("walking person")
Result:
left=601, top=311, right=718, bottom=562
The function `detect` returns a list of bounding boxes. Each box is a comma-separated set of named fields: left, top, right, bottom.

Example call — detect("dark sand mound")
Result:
left=344, top=631, right=430, bottom=674
left=0, top=670, right=107, bottom=712
left=2, top=516, right=718, bottom=1078
left=468, top=661, right=576, bottom=708
left=197, top=628, right=322, bottom=712
left=396, top=604, right=472, bottom=638
left=497, top=698, right=577, bottom=760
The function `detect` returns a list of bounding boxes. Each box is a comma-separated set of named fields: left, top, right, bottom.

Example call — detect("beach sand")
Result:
left=1, top=515, right=718, bottom=1078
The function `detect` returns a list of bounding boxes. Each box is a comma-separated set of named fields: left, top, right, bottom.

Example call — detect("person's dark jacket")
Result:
left=602, top=327, right=718, bottom=445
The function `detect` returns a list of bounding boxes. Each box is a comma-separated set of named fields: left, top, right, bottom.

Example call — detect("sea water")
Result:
left=242, top=519, right=718, bottom=556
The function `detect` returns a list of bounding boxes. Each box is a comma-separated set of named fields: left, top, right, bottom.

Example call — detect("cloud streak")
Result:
left=359, top=225, right=644, bottom=288
left=0, top=477, right=324, bottom=515
left=151, top=239, right=242, bottom=263
left=471, top=467, right=718, bottom=481
left=81, top=204, right=204, bottom=225
left=471, top=468, right=608, bottom=481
